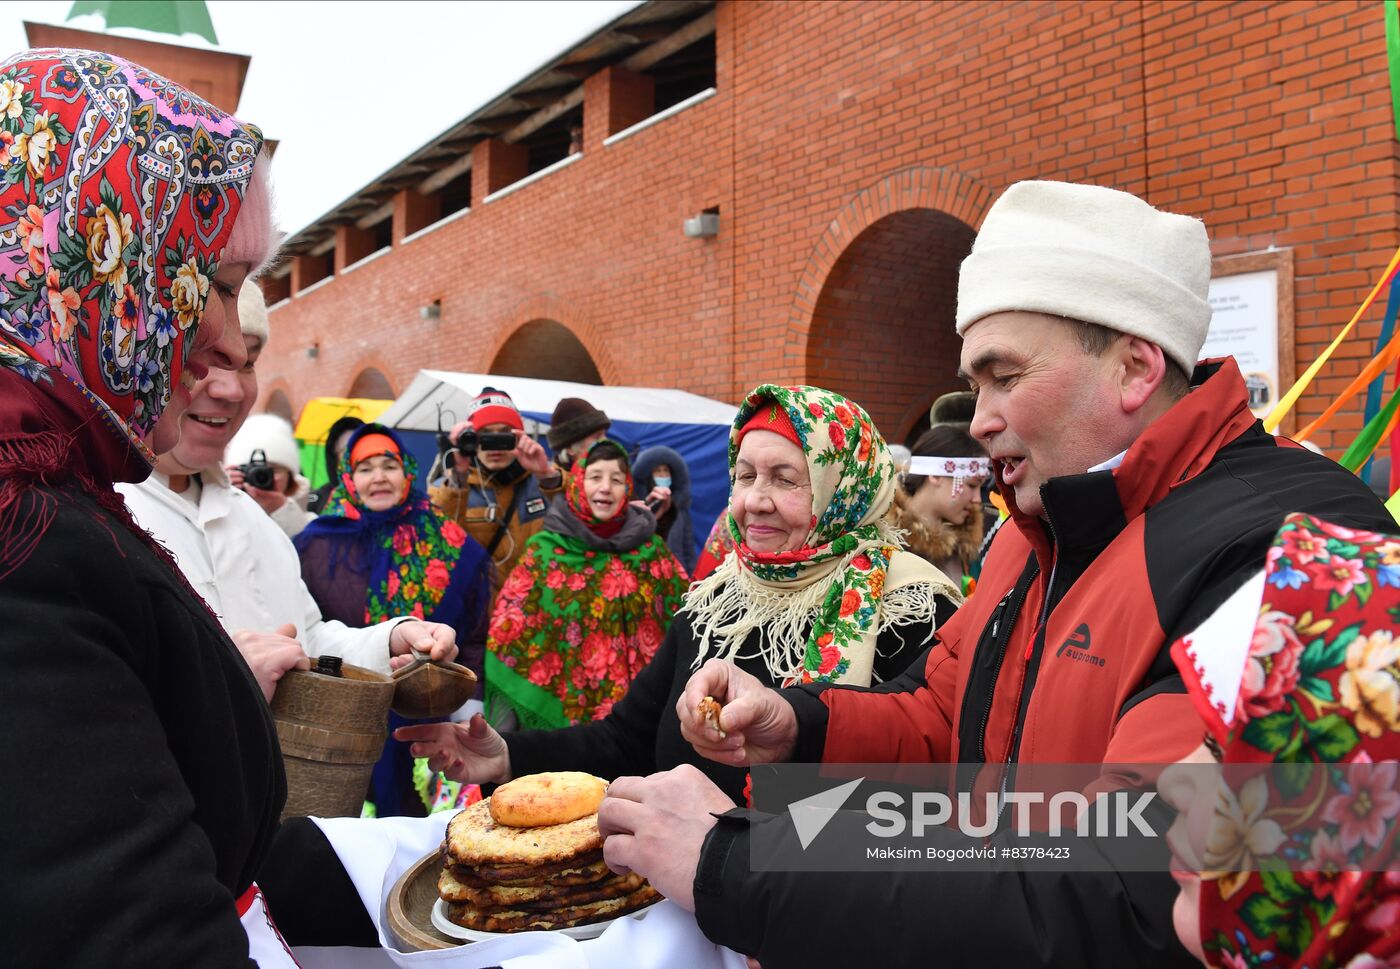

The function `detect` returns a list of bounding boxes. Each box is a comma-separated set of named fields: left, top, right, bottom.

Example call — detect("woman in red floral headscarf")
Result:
left=399, top=387, right=958, bottom=811
left=1163, top=513, right=1400, bottom=968
left=0, top=50, right=282, bottom=966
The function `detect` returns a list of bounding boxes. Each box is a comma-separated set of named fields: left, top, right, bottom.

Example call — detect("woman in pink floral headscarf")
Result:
left=1163, top=513, right=1400, bottom=968
left=0, top=49, right=282, bottom=966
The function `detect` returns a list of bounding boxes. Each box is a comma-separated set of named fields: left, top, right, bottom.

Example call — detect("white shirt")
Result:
left=1088, top=449, right=1128, bottom=473
left=118, top=467, right=396, bottom=673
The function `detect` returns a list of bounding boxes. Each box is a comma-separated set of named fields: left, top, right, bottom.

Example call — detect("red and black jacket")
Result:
left=693, top=359, right=1395, bottom=968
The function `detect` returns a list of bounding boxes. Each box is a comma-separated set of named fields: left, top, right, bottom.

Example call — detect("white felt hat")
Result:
left=956, top=181, right=1212, bottom=376
left=225, top=413, right=300, bottom=474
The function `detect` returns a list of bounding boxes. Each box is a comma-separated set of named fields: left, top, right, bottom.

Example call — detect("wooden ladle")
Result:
left=391, top=650, right=478, bottom=719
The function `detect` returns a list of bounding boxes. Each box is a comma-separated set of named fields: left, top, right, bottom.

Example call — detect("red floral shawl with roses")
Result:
left=1170, top=514, right=1400, bottom=969
left=484, top=443, right=688, bottom=729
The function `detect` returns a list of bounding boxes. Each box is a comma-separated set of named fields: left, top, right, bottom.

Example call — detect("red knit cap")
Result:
left=738, top=399, right=801, bottom=448
left=468, top=388, right=524, bottom=432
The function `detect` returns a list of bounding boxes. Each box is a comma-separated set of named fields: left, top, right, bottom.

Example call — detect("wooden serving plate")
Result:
left=386, top=848, right=462, bottom=950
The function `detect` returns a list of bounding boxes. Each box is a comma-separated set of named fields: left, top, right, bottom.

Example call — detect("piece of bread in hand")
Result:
left=698, top=696, right=725, bottom=738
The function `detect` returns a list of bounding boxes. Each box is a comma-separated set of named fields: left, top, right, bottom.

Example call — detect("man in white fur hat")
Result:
left=118, top=282, right=461, bottom=705
left=536, top=181, right=1396, bottom=968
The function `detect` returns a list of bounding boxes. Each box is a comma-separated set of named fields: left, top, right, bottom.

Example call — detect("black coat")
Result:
left=0, top=484, right=284, bottom=968
left=505, top=591, right=959, bottom=803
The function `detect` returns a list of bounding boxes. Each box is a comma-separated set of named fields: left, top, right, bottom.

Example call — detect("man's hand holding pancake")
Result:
left=598, top=764, right=735, bottom=913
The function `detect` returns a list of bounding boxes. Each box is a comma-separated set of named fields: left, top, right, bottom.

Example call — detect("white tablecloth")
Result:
left=289, top=814, right=747, bottom=969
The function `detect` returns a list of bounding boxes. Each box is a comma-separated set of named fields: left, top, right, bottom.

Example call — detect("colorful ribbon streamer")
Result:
left=1340, top=381, right=1400, bottom=472
left=1388, top=0, right=1400, bottom=141
left=1267, top=246, right=1400, bottom=436
left=1271, top=2, right=1400, bottom=439
left=1360, top=280, right=1400, bottom=482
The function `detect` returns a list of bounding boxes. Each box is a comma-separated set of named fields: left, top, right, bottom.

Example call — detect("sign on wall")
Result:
left=1204, top=249, right=1295, bottom=433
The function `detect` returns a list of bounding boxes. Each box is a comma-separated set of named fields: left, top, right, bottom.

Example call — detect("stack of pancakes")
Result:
left=439, top=771, right=660, bottom=932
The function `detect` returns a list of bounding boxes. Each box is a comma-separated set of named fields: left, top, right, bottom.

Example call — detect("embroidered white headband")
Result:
left=907, top=456, right=990, bottom=497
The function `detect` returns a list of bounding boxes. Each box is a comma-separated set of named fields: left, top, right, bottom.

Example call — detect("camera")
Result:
left=454, top=429, right=518, bottom=454
left=239, top=449, right=278, bottom=491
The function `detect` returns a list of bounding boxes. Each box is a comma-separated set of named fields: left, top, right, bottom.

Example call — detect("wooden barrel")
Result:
left=271, top=663, right=395, bottom=821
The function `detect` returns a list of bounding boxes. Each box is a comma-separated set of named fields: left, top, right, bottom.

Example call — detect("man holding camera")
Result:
left=429, top=389, right=565, bottom=598
left=223, top=413, right=316, bottom=538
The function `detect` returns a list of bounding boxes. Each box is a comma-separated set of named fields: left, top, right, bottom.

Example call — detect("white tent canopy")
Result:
left=378, top=370, right=738, bottom=433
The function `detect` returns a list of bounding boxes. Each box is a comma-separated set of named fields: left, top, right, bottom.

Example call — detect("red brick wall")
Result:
left=1140, top=0, right=1398, bottom=451
left=490, top=319, right=605, bottom=384
left=260, top=0, right=1397, bottom=456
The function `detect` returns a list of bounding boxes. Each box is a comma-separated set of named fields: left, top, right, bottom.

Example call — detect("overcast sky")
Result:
left=0, top=0, right=641, bottom=233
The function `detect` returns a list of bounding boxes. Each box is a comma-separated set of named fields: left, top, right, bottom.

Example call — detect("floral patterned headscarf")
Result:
left=1170, top=514, right=1400, bottom=968
left=0, top=50, right=261, bottom=582
left=689, top=385, right=951, bottom=687
left=485, top=438, right=687, bottom=728
left=0, top=49, right=261, bottom=465
left=563, top=438, right=633, bottom=536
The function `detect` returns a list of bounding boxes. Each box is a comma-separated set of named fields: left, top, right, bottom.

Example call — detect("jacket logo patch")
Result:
left=524, top=497, right=547, bottom=516
left=1055, top=623, right=1103, bottom=667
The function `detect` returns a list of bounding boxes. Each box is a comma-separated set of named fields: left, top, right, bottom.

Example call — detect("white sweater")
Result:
left=118, top=468, right=396, bottom=673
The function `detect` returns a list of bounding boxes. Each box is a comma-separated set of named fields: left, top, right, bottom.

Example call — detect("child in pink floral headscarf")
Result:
left=483, top=438, right=688, bottom=728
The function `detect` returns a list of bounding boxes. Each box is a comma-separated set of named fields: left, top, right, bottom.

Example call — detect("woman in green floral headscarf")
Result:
left=399, top=385, right=962, bottom=807
left=686, top=384, right=962, bottom=686
left=484, top=439, right=689, bottom=728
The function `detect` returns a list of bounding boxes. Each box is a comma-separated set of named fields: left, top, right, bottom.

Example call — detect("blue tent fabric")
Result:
left=396, top=417, right=730, bottom=562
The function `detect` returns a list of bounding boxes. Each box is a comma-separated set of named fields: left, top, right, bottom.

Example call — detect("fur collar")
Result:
left=888, top=489, right=984, bottom=566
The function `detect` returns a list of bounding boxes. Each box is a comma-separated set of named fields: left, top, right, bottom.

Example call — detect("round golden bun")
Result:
left=489, top=771, right=607, bottom=828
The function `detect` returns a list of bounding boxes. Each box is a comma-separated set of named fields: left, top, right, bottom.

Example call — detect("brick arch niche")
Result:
left=490, top=319, right=603, bottom=386
left=264, top=389, right=293, bottom=422
left=805, top=208, right=977, bottom=441
left=790, top=166, right=994, bottom=444
left=347, top=367, right=395, bottom=400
